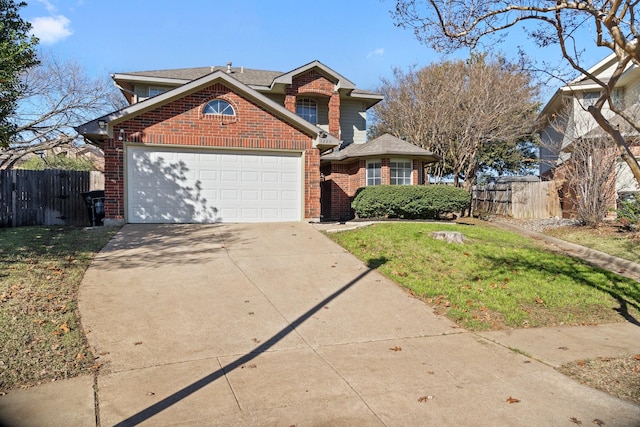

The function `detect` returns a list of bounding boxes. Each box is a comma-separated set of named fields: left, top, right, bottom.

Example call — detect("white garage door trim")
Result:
left=126, top=145, right=302, bottom=223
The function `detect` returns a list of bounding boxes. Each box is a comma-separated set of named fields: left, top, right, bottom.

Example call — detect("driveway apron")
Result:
left=78, top=223, right=640, bottom=426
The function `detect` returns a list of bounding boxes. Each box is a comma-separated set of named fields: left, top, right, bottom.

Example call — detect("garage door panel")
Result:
left=242, top=171, right=259, bottom=182
left=127, top=147, right=301, bottom=223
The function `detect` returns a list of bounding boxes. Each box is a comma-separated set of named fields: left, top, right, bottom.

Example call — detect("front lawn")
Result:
left=328, top=222, right=639, bottom=330
left=0, top=226, right=117, bottom=392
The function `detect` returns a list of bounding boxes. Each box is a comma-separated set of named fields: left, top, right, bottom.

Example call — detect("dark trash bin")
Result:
left=81, top=190, right=105, bottom=226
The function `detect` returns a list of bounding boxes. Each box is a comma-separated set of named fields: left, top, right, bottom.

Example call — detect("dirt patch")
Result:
left=559, top=354, right=640, bottom=405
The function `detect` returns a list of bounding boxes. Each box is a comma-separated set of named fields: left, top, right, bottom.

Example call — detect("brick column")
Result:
left=381, top=158, right=390, bottom=185
left=103, top=139, right=125, bottom=223
left=285, top=94, right=296, bottom=113
left=328, top=92, right=340, bottom=137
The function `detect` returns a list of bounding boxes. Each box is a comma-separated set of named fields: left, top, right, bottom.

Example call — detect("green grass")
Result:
left=328, top=222, right=640, bottom=330
left=546, top=225, right=640, bottom=264
left=0, top=226, right=117, bottom=391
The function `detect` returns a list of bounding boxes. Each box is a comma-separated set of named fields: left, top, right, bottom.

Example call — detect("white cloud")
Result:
left=37, top=0, right=57, bottom=13
left=30, top=15, right=73, bottom=44
left=366, top=48, right=385, bottom=59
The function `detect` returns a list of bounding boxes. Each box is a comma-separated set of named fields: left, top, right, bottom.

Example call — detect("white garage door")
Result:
left=127, top=146, right=302, bottom=223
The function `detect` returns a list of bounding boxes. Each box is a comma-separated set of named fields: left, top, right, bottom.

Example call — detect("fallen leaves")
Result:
left=52, top=322, right=70, bottom=335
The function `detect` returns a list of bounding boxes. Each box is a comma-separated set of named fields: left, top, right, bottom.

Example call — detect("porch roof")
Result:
left=321, top=133, right=441, bottom=163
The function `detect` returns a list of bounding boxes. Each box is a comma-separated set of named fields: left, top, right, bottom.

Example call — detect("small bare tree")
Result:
left=570, top=136, right=618, bottom=227
left=544, top=102, right=617, bottom=227
left=392, top=0, right=640, bottom=189
left=0, top=51, right=125, bottom=169
left=371, top=54, right=539, bottom=189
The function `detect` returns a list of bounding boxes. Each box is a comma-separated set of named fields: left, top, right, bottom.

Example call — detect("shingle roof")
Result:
left=321, top=133, right=440, bottom=163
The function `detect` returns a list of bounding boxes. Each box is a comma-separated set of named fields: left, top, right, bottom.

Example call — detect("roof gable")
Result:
left=76, top=70, right=339, bottom=149
left=271, top=60, right=356, bottom=91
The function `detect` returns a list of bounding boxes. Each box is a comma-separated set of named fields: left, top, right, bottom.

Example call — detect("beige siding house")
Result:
left=538, top=53, right=640, bottom=216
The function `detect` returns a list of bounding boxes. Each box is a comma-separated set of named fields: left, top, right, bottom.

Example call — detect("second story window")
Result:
left=203, top=99, right=236, bottom=116
left=582, top=91, right=601, bottom=108
left=296, top=98, right=317, bottom=124
left=148, top=87, right=167, bottom=97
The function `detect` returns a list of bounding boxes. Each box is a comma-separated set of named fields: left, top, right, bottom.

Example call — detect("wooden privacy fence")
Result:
left=472, top=181, right=562, bottom=219
left=0, top=169, right=104, bottom=227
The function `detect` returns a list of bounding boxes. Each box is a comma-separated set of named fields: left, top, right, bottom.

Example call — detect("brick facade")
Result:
left=284, top=71, right=341, bottom=138
left=103, top=82, right=322, bottom=221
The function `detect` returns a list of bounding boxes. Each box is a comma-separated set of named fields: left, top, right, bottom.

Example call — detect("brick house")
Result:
left=77, top=61, right=439, bottom=224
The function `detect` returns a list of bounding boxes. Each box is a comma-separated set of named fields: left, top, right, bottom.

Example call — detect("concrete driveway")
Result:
left=73, top=223, right=639, bottom=426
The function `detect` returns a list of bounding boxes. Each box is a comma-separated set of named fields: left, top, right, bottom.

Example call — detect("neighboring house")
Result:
left=538, top=53, right=640, bottom=217
left=77, top=61, right=439, bottom=224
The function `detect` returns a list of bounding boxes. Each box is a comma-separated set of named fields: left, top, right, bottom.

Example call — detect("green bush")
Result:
left=351, top=185, right=470, bottom=219
left=616, top=196, right=640, bottom=231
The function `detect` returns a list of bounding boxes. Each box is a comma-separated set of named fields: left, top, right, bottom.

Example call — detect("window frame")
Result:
left=366, top=159, right=381, bottom=186
left=203, top=99, right=236, bottom=116
left=296, top=98, right=318, bottom=124
left=390, top=158, right=413, bottom=185
left=582, top=91, right=601, bottom=108
left=148, top=86, right=168, bottom=97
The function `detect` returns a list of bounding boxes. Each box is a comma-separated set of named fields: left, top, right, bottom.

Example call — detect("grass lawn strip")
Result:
left=546, top=224, right=640, bottom=264
left=0, top=226, right=117, bottom=392
left=328, top=222, right=639, bottom=331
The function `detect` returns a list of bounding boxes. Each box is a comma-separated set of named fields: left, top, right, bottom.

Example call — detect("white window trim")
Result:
left=203, top=99, right=236, bottom=116
left=296, top=98, right=318, bottom=124
left=148, top=86, right=168, bottom=97
left=366, top=159, right=381, bottom=186
left=390, top=158, right=413, bottom=185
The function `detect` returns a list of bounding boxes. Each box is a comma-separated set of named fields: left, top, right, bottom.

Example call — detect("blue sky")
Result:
left=23, top=0, right=607, bottom=99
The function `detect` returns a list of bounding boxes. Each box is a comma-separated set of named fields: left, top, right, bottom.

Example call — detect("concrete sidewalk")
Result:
left=1, top=222, right=639, bottom=426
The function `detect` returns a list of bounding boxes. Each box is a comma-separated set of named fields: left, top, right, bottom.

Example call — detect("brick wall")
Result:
left=103, top=82, right=321, bottom=221
left=285, top=71, right=341, bottom=137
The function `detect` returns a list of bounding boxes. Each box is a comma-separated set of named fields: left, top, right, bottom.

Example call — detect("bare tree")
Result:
left=392, top=0, right=640, bottom=188
left=371, top=54, right=539, bottom=189
left=0, top=51, right=125, bottom=169
left=543, top=101, right=617, bottom=227
left=571, top=136, right=618, bottom=227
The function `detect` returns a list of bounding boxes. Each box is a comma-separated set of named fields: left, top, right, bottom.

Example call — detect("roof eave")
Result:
left=322, top=151, right=441, bottom=163
left=111, top=73, right=190, bottom=86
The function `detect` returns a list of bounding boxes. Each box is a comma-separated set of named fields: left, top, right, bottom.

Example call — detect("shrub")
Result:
left=616, top=196, right=640, bottom=231
left=351, top=185, right=470, bottom=219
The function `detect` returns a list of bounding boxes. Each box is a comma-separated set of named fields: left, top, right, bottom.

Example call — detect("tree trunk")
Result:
left=588, top=106, right=640, bottom=186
